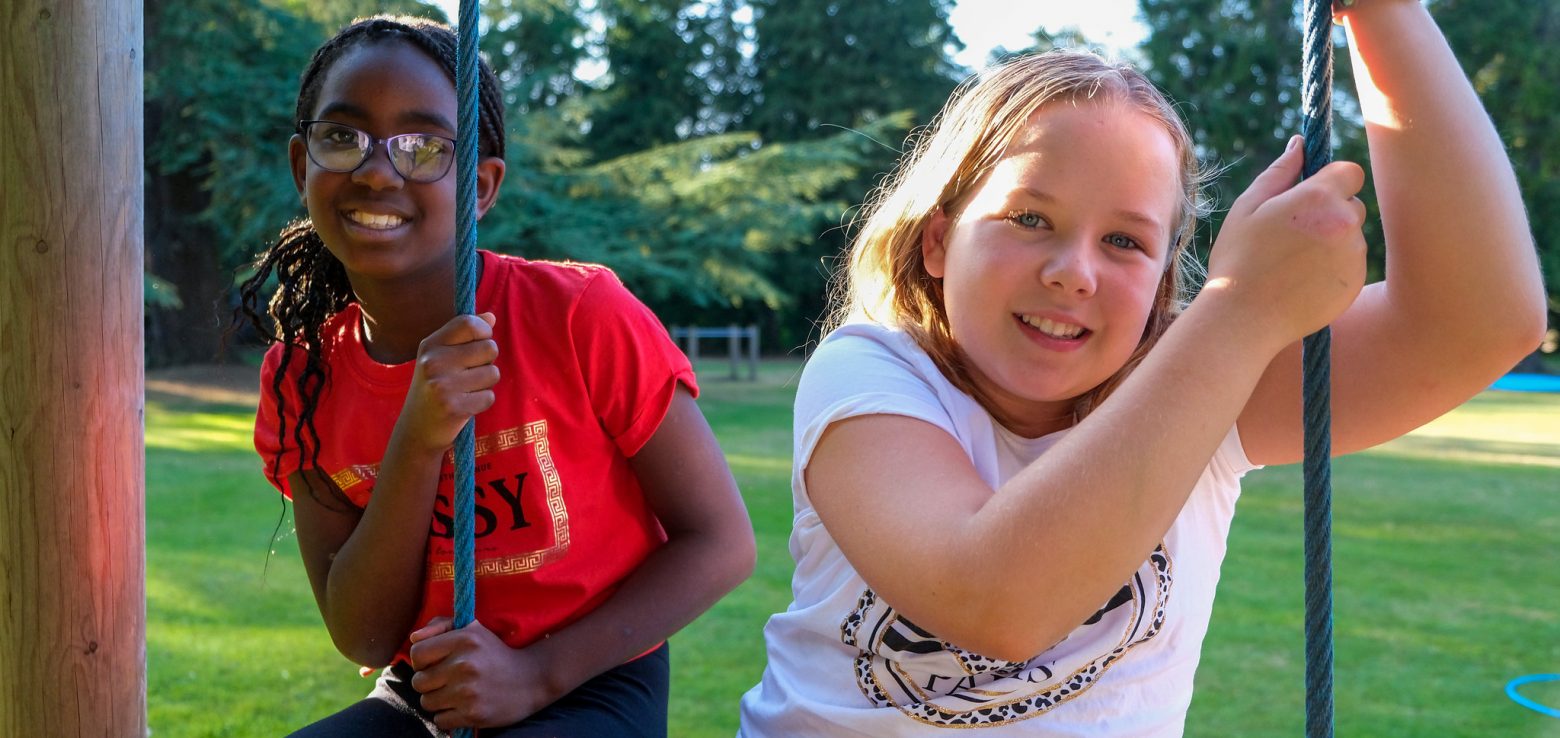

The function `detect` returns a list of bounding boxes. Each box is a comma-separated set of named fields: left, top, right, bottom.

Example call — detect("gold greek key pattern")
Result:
left=431, top=549, right=560, bottom=580
left=429, top=419, right=570, bottom=582
left=329, top=467, right=363, bottom=490
left=333, top=423, right=529, bottom=490
left=525, top=419, right=571, bottom=553
left=442, top=425, right=526, bottom=463
left=328, top=464, right=381, bottom=491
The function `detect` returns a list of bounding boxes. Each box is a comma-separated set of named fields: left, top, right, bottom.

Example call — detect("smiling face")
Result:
left=920, top=99, right=1183, bottom=436
left=289, top=40, right=498, bottom=290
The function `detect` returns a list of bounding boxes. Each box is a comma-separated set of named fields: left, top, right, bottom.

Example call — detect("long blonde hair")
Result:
left=829, top=49, right=1212, bottom=426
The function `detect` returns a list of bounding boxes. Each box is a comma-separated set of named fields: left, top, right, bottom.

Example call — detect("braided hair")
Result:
left=234, top=15, right=506, bottom=506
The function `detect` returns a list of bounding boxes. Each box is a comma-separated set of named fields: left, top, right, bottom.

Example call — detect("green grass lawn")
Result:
left=146, top=361, right=1560, bottom=736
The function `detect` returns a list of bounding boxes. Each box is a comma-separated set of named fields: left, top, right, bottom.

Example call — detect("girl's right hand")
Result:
left=1205, top=136, right=1368, bottom=346
left=394, top=312, right=500, bottom=455
left=408, top=616, right=555, bottom=729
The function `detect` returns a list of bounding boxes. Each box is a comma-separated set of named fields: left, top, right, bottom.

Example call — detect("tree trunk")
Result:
left=0, top=0, right=147, bottom=734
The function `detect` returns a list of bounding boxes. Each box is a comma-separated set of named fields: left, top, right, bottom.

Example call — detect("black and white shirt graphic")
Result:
left=842, top=546, right=1172, bottom=727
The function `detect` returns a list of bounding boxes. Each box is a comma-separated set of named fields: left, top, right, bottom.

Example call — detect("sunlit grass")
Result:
left=1365, top=391, right=1560, bottom=469
left=1189, top=390, right=1560, bottom=738
left=146, top=392, right=361, bottom=736
left=146, top=366, right=1560, bottom=736
left=145, top=403, right=256, bottom=453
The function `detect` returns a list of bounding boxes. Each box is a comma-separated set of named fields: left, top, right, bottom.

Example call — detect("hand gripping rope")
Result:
left=453, top=1, right=481, bottom=736
left=1299, top=1, right=1336, bottom=736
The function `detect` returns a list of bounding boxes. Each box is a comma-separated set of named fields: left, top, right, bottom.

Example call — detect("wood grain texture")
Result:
left=1, top=0, right=147, bottom=735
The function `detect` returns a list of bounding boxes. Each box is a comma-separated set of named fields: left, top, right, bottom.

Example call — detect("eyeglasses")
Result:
left=297, top=120, right=457, bottom=183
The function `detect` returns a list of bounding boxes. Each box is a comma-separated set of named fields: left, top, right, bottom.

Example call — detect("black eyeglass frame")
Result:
left=296, top=119, right=459, bottom=183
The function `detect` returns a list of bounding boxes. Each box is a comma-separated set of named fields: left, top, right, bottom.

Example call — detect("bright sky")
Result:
left=948, top=0, right=1145, bottom=66
left=429, top=0, right=1147, bottom=69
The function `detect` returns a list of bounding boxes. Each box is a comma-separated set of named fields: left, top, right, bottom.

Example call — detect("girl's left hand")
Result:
left=407, top=616, right=558, bottom=729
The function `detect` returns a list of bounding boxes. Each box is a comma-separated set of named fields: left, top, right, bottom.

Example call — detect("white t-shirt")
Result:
left=738, top=322, right=1260, bottom=737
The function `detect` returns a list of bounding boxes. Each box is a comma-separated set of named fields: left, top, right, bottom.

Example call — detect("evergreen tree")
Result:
left=1138, top=0, right=1316, bottom=256
left=145, top=0, right=315, bottom=364
left=480, top=0, right=589, bottom=113
left=739, top=0, right=963, bottom=348
left=480, top=112, right=912, bottom=324
left=588, top=0, right=714, bottom=159
left=581, top=0, right=748, bottom=160
left=747, top=0, right=963, bottom=142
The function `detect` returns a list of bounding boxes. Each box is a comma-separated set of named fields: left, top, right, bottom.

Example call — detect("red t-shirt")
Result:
left=255, top=251, right=696, bottom=665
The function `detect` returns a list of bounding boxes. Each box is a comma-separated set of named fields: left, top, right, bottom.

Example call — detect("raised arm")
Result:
left=1238, top=0, right=1548, bottom=465
left=293, top=313, right=500, bottom=667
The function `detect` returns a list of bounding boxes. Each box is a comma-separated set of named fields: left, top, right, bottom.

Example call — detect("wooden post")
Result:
left=0, top=0, right=147, bottom=735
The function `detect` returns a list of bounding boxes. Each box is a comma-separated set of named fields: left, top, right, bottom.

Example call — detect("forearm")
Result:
left=521, top=526, right=753, bottom=703
left=510, top=385, right=754, bottom=702
left=1344, top=3, right=1546, bottom=346
left=955, top=292, right=1285, bottom=658
left=323, top=435, right=444, bottom=666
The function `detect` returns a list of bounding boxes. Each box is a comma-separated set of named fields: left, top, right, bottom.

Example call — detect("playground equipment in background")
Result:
left=671, top=325, right=761, bottom=381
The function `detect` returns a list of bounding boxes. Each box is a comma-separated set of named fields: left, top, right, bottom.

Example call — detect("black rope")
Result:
left=1299, top=1, right=1336, bottom=736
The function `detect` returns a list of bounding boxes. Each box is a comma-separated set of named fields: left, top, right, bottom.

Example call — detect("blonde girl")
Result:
left=739, top=2, right=1545, bottom=735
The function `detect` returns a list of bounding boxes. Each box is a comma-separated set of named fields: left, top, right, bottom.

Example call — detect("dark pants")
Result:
left=287, top=643, right=669, bottom=738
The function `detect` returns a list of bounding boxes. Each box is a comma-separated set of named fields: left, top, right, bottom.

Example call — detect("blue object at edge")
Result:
left=1507, top=674, right=1560, bottom=718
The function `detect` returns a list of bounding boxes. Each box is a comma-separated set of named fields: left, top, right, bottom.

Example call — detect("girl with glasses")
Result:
left=234, top=15, right=754, bottom=737
left=737, top=2, right=1545, bottom=735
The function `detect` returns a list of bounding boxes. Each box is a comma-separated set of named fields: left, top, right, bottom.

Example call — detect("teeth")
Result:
left=346, top=210, right=406, bottom=229
left=1020, top=315, right=1085, bottom=339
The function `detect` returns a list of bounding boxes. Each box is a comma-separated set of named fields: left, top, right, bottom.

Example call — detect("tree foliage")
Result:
left=746, top=0, right=963, bottom=142
left=144, top=0, right=317, bottom=363
left=1137, top=0, right=1556, bottom=334
left=739, top=0, right=965, bottom=348
left=142, top=0, right=951, bottom=362
left=1138, top=0, right=1320, bottom=257
left=138, top=0, right=1557, bottom=366
left=586, top=0, right=745, bottom=159
left=480, top=0, right=587, bottom=112
left=481, top=106, right=911, bottom=320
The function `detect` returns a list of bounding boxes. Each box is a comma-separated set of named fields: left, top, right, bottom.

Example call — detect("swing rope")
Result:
left=1299, top=1, right=1336, bottom=736
left=453, top=0, right=481, bottom=736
